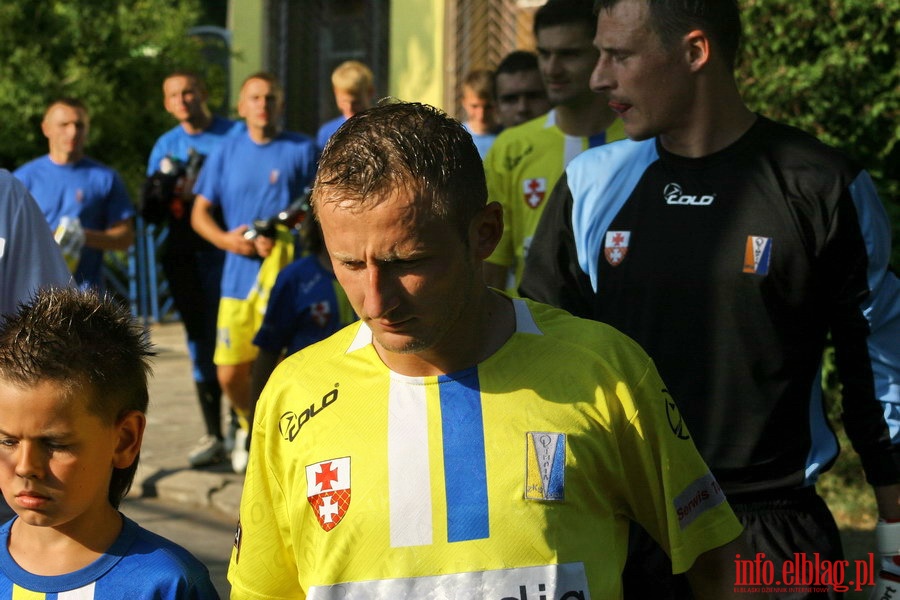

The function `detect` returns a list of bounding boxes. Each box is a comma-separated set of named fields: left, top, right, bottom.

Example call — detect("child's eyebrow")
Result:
left=0, top=427, right=73, bottom=439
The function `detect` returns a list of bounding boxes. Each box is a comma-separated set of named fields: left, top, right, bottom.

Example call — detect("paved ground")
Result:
left=130, top=321, right=243, bottom=522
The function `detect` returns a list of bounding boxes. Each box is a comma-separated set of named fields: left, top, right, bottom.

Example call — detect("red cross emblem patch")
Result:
left=522, top=178, right=547, bottom=209
left=306, top=457, right=351, bottom=531
left=310, top=301, right=331, bottom=327
left=604, top=231, right=631, bottom=266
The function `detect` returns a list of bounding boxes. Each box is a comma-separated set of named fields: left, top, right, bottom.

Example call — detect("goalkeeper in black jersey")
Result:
left=522, top=1, right=900, bottom=598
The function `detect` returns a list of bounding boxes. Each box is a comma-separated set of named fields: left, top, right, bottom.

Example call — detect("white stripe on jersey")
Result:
left=388, top=375, right=433, bottom=547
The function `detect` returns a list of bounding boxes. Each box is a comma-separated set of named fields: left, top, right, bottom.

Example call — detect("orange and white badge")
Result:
left=306, top=457, right=351, bottom=531
left=523, top=178, right=547, bottom=209
left=604, top=231, right=630, bottom=267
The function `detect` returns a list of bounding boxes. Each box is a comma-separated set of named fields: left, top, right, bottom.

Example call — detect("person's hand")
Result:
left=223, top=225, right=257, bottom=256
left=871, top=519, right=900, bottom=599
left=254, top=234, right=274, bottom=259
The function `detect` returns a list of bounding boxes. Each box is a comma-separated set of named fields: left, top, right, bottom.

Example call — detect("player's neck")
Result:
left=8, top=506, right=123, bottom=576
left=48, top=149, right=82, bottom=165
left=554, top=95, right=616, bottom=138
left=375, top=288, right=515, bottom=377
left=248, top=124, right=279, bottom=144
left=659, top=91, right=756, bottom=158
left=181, top=111, right=213, bottom=135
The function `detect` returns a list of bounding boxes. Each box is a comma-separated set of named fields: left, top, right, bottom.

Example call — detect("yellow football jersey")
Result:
left=229, top=298, right=741, bottom=599
left=484, top=110, right=626, bottom=290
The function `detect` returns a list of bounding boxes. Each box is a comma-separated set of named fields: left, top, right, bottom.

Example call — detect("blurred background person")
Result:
left=316, top=60, right=376, bottom=154
left=15, top=98, right=134, bottom=291
left=494, top=50, right=551, bottom=129
left=460, top=68, right=503, bottom=158
left=144, top=70, right=242, bottom=468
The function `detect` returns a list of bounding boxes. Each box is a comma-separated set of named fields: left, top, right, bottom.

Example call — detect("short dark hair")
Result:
left=534, top=0, right=597, bottom=38
left=462, top=68, right=496, bottom=100
left=44, top=97, right=88, bottom=119
left=0, top=288, right=154, bottom=508
left=164, top=70, right=208, bottom=94
left=594, top=0, right=743, bottom=70
left=311, top=101, right=487, bottom=241
left=240, top=71, right=284, bottom=98
left=496, top=50, right=540, bottom=77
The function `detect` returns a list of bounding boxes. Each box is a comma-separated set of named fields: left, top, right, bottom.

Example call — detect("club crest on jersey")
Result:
left=523, top=178, right=547, bottom=209
left=525, top=432, right=566, bottom=501
left=604, top=231, right=630, bottom=267
left=307, top=457, right=351, bottom=531
left=310, top=301, right=331, bottom=327
left=742, top=235, right=772, bottom=275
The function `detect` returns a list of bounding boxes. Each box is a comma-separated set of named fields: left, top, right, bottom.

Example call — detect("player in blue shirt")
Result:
left=14, top=99, right=134, bottom=290
left=146, top=71, right=242, bottom=468
left=192, top=72, right=317, bottom=473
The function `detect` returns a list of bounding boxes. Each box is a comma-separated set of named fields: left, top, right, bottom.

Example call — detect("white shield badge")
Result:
left=604, top=230, right=631, bottom=267
left=306, top=457, right=351, bottom=531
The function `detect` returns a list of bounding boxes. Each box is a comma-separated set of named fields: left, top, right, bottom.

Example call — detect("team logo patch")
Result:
left=269, top=169, right=281, bottom=185
left=75, top=189, right=84, bottom=204
left=311, top=301, right=331, bottom=327
left=522, top=178, right=547, bottom=209
left=525, top=432, right=566, bottom=501
left=743, top=235, right=772, bottom=275
left=307, top=457, right=351, bottom=531
left=604, top=231, right=630, bottom=267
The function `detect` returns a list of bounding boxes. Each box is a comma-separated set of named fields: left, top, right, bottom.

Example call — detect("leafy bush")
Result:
left=738, top=0, right=900, bottom=264
left=0, top=0, right=208, bottom=196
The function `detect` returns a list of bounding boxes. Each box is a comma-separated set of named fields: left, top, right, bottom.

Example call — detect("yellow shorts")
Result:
left=214, top=229, right=297, bottom=366
left=214, top=296, right=263, bottom=366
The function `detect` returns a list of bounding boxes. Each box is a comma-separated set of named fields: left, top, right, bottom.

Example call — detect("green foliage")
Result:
left=738, top=0, right=900, bottom=265
left=0, top=0, right=208, bottom=196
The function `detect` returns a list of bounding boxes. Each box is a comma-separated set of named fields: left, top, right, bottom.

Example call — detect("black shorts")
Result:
left=623, top=487, right=844, bottom=600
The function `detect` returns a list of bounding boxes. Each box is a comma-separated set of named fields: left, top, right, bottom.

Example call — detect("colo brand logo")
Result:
left=664, top=183, right=715, bottom=206
left=278, top=384, right=340, bottom=441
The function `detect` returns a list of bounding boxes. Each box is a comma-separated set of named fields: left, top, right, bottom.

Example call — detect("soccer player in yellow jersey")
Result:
left=228, top=101, right=747, bottom=599
left=483, top=0, right=625, bottom=292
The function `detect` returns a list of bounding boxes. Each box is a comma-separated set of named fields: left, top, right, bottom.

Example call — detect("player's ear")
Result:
left=469, top=201, right=504, bottom=260
left=113, top=410, right=146, bottom=469
left=684, top=29, right=711, bottom=73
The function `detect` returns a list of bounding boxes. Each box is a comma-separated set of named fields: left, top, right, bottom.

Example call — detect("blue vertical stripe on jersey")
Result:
left=567, top=139, right=660, bottom=292
left=803, top=365, right=839, bottom=485
left=587, top=132, right=606, bottom=148
left=438, top=370, right=490, bottom=543
left=847, top=170, right=900, bottom=442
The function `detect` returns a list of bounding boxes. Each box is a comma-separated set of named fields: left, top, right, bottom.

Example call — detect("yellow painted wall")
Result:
left=227, top=0, right=266, bottom=114
left=227, top=0, right=448, bottom=113
left=388, top=0, right=446, bottom=111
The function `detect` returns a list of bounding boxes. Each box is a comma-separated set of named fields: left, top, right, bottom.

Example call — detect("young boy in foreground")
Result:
left=0, top=287, right=219, bottom=598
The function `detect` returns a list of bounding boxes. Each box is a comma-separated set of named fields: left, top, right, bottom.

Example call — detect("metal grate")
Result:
left=266, top=0, right=390, bottom=137
left=445, top=0, right=542, bottom=120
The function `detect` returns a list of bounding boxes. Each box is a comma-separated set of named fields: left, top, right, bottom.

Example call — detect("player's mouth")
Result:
left=373, top=317, right=413, bottom=333
left=15, top=490, right=52, bottom=510
left=608, top=101, right=632, bottom=116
